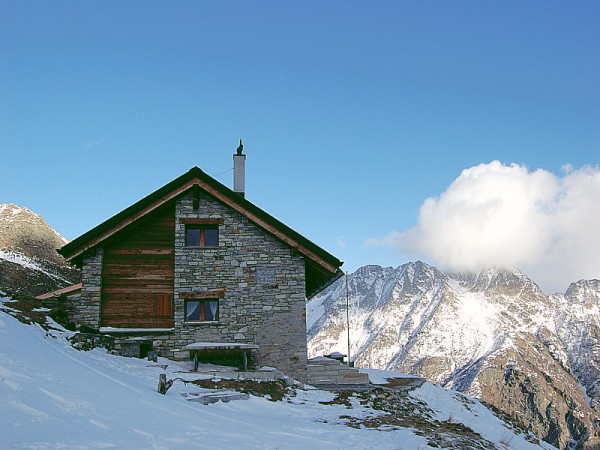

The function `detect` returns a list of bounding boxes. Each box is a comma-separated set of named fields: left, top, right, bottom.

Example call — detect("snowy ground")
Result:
left=0, top=297, right=553, bottom=449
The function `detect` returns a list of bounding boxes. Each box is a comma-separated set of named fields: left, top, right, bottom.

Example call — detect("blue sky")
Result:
left=1, top=1, right=599, bottom=291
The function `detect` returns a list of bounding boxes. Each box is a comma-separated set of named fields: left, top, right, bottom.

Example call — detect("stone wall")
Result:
left=161, top=191, right=308, bottom=381
left=75, top=249, right=103, bottom=329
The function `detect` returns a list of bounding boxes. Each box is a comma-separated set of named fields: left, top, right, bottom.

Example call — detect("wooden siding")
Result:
left=101, top=204, right=175, bottom=328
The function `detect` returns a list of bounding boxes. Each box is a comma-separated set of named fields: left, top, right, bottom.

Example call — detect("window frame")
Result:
left=182, top=218, right=222, bottom=248
left=184, top=298, right=220, bottom=323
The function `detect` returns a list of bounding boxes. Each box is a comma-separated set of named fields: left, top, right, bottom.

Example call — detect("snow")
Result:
left=456, top=290, right=499, bottom=360
left=305, top=294, right=326, bottom=330
left=99, top=327, right=175, bottom=333
left=0, top=250, right=71, bottom=283
left=0, top=296, right=553, bottom=449
left=361, top=368, right=420, bottom=385
left=0, top=203, right=28, bottom=218
left=0, top=301, right=428, bottom=449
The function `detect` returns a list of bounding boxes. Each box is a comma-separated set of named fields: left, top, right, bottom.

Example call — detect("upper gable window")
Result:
left=185, top=225, right=219, bottom=247
left=181, top=218, right=223, bottom=248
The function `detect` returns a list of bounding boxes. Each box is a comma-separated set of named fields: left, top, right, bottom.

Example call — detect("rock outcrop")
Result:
left=0, top=204, right=79, bottom=296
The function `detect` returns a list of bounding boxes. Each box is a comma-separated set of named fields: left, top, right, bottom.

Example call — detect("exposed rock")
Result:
left=0, top=203, right=79, bottom=296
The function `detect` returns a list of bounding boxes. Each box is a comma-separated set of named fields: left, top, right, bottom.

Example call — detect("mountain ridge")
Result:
left=308, top=262, right=600, bottom=449
left=0, top=203, right=79, bottom=296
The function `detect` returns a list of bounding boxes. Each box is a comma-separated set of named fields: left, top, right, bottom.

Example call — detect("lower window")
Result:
left=185, top=299, right=219, bottom=322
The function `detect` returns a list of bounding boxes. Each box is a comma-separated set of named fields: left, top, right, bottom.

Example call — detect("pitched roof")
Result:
left=59, top=166, right=343, bottom=298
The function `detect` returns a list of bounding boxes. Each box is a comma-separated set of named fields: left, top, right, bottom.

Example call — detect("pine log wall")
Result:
left=101, top=204, right=175, bottom=328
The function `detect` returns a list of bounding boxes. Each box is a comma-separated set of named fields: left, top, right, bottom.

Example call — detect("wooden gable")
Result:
left=101, top=203, right=175, bottom=328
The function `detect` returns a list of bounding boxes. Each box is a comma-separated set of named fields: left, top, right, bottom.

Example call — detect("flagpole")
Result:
left=346, top=271, right=352, bottom=367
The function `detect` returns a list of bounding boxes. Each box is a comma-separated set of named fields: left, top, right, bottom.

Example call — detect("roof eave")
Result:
left=306, top=268, right=344, bottom=300
left=60, top=166, right=343, bottom=276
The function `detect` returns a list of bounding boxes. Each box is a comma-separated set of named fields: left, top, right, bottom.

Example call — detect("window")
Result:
left=185, top=299, right=219, bottom=322
left=185, top=225, right=219, bottom=247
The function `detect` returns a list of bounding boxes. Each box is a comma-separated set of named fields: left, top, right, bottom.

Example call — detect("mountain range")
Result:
left=308, top=262, right=600, bottom=449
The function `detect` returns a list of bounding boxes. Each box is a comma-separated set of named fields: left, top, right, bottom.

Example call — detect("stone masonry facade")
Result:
left=74, top=248, right=103, bottom=329
left=167, top=191, right=308, bottom=381
left=74, top=191, right=310, bottom=382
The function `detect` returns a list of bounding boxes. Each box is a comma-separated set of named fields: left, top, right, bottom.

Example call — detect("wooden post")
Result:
left=158, top=374, right=173, bottom=395
left=158, top=374, right=167, bottom=394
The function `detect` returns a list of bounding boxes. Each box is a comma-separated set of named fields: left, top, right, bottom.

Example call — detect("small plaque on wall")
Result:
left=255, top=267, right=276, bottom=285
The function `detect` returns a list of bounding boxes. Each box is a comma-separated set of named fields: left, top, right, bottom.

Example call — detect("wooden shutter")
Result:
left=157, top=294, right=172, bottom=317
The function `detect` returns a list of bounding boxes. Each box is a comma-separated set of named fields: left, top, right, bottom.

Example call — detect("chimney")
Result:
left=233, top=139, right=246, bottom=198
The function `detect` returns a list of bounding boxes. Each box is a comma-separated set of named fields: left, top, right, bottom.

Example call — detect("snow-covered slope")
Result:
left=0, top=249, right=72, bottom=282
left=0, top=296, right=552, bottom=449
left=308, top=262, right=600, bottom=450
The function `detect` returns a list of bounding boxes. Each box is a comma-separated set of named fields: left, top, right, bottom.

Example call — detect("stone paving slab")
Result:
left=182, top=391, right=250, bottom=404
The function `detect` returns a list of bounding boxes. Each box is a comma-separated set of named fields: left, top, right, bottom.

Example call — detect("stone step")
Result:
left=309, top=368, right=368, bottom=377
left=309, top=377, right=369, bottom=385
left=307, top=358, right=371, bottom=386
left=308, top=357, right=343, bottom=365
left=329, top=372, right=369, bottom=380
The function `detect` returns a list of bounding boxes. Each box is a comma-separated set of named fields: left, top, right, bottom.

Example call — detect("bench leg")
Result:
left=243, top=350, right=248, bottom=371
left=194, top=351, right=199, bottom=372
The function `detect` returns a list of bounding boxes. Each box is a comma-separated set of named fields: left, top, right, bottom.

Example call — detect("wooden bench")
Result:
left=183, top=342, right=259, bottom=371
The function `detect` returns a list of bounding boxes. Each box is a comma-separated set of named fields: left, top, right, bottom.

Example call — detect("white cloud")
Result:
left=369, top=161, right=600, bottom=293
